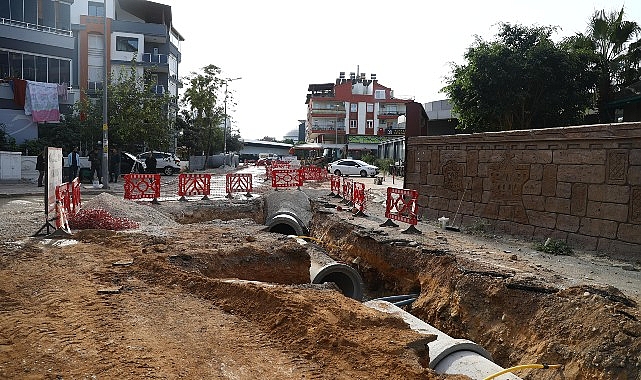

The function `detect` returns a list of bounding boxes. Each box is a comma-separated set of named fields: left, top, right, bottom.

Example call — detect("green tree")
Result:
left=443, top=23, right=597, bottom=132
left=76, top=62, right=176, bottom=152
left=181, top=65, right=225, bottom=159
left=578, top=7, right=640, bottom=122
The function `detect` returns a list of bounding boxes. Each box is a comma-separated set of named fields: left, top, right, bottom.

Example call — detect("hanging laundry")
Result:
left=57, top=83, right=68, bottom=100
left=12, top=78, right=27, bottom=108
left=25, top=81, right=60, bottom=123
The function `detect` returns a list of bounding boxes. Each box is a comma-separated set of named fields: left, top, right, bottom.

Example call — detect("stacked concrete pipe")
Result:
left=264, top=190, right=312, bottom=236
left=365, top=300, right=521, bottom=379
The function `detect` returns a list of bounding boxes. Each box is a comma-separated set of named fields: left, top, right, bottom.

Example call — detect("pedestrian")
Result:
left=109, top=148, right=121, bottom=182
left=67, top=147, right=80, bottom=183
left=145, top=152, right=157, bottom=174
left=36, top=150, right=45, bottom=187
left=89, top=147, right=102, bottom=184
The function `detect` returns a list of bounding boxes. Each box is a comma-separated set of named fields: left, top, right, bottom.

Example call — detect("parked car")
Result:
left=327, top=159, right=379, bottom=177
left=136, top=151, right=181, bottom=175
left=120, top=152, right=146, bottom=175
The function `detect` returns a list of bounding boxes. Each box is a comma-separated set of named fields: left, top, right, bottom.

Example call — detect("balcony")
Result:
left=143, top=53, right=168, bottom=64
left=0, top=17, right=72, bottom=36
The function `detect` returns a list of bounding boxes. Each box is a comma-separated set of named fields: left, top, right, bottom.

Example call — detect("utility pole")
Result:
left=222, top=77, right=241, bottom=168
left=101, top=1, right=109, bottom=189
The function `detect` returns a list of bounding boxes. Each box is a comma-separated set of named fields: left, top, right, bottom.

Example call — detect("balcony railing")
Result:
left=0, top=17, right=73, bottom=36
left=142, top=53, right=168, bottom=64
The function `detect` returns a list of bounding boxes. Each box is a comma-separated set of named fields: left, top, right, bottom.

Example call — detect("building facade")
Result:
left=0, top=0, right=77, bottom=144
left=305, top=71, right=412, bottom=159
left=0, top=0, right=182, bottom=145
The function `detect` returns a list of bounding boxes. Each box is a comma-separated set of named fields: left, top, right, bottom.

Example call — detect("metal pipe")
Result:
left=365, top=300, right=521, bottom=379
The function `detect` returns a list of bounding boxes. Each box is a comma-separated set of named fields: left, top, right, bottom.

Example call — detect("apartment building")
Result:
left=0, top=0, right=182, bottom=145
left=72, top=0, right=183, bottom=107
left=0, top=0, right=76, bottom=143
left=305, top=71, right=412, bottom=158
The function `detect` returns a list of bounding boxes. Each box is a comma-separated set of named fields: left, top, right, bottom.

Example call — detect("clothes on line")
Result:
left=24, top=80, right=60, bottom=123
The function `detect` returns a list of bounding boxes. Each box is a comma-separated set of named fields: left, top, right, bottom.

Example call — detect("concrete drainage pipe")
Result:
left=365, top=300, right=521, bottom=379
left=292, top=237, right=365, bottom=301
left=264, top=190, right=312, bottom=236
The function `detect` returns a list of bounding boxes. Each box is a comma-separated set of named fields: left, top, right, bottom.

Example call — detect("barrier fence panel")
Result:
left=352, top=182, right=367, bottom=217
left=301, top=165, right=327, bottom=182
left=226, top=173, right=253, bottom=197
left=380, top=187, right=421, bottom=234
left=271, top=168, right=303, bottom=189
left=329, top=174, right=341, bottom=197
left=124, top=174, right=161, bottom=202
left=178, top=173, right=212, bottom=201
left=341, top=177, right=354, bottom=206
left=55, top=182, right=71, bottom=222
left=70, top=178, right=82, bottom=215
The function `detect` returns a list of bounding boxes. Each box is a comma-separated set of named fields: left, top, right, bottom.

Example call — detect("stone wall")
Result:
left=405, top=122, right=641, bottom=258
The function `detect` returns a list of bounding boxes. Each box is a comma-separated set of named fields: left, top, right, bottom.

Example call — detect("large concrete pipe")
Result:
left=292, top=237, right=365, bottom=301
left=365, top=300, right=521, bottom=379
left=264, top=190, right=312, bottom=236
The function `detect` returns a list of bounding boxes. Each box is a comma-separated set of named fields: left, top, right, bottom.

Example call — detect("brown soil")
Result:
left=0, top=180, right=640, bottom=379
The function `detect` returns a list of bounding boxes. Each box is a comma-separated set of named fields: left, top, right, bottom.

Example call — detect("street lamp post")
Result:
left=223, top=77, right=242, bottom=168
left=101, top=2, right=109, bottom=189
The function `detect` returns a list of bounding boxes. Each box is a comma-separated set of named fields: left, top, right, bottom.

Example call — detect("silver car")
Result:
left=137, top=151, right=181, bottom=175
left=328, top=159, right=379, bottom=177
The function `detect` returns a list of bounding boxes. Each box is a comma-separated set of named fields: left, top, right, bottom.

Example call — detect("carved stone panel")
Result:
left=442, top=160, right=464, bottom=192
left=607, top=150, right=628, bottom=184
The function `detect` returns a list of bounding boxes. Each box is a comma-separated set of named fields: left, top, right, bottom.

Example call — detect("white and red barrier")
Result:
left=380, top=187, right=421, bottom=234
left=226, top=173, right=253, bottom=198
left=301, top=165, right=327, bottom=182
left=124, top=173, right=161, bottom=203
left=54, top=178, right=82, bottom=231
left=271, top=168, right=303, bottom=189
left=341, top=177, right=354, bottom=206
left=178, top=173, right=211, bottom=201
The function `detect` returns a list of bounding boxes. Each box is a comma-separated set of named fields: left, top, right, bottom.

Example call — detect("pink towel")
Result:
left=25, top=81, right=60, bottom=122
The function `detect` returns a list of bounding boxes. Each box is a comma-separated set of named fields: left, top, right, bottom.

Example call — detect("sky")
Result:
left=155, top=0, right=640, bottom=141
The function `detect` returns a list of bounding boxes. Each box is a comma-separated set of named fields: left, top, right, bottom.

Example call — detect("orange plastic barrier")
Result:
left=352, top=182, right=367, bottom=217
left=124, top=173, right=161, bottom=202
left=341, top=177, right=354, bottom=206
left=380, top=187, right=421, bottom=234
left=226, top=173, right=253, bottom=197
left=178, top=173, right=211, bottom=201
left=55, top=178, right=82, bottom=220
left=271, top=168, right=303, bottom=189
left=301, top=165, right=327, bottom=182
left=329, top=174, right=341, bottom=197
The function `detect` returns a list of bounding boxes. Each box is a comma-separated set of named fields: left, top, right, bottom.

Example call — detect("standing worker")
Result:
left=67, top=147, right=80, bottom=183
left=89, top=147, right=102, bottom=184
left=36, top=150, right=45, bottom=187
left=109, top=148, right=121, bottom=182
left=145, top=152, right=157, bottom=174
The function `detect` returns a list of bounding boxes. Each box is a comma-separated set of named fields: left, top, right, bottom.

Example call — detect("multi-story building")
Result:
left=71, top=0, right=183, bottom=112
left=0, top=0, right=77, bottom=144
left=0, top=0, right=182, bottom=146
left=305, top=71, right=412, bottom=159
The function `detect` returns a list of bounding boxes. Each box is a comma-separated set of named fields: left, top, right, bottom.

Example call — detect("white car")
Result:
left=328, top=159, right=379, bottom=177
left=137, top=151, right=181, bottom=175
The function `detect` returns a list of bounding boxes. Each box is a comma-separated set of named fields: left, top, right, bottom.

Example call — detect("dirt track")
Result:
left=0, top=177, right=640, bottom=379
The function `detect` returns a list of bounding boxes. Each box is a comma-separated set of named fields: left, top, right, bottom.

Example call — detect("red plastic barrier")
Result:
left=380, top=187, right=421, bottom=234
left=124, top=174, right=161, bottom=201
left=54, top=178, right=82, bottom=219
left=55, top=183, right=71, bottom=227
left=341, top=177, right=354, bottom=205
left=329, top=174, right=341, bottom=197
left=271, top=168, right=303, bottom=189
left=352, top=182, right=367, bottom=217
left=301, top=165, right=327, bottom=182
left=70, top=178, right=82, bottom=215
left=178, top=173, right=211, bottom=201
left=226, top=173, right=253, bottom=197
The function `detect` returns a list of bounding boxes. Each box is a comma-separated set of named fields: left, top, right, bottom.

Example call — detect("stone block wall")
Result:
left=405, top=122, right=641, bottom=259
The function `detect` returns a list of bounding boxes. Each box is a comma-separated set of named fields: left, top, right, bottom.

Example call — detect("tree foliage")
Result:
left=443, top=23, right=597, bottom=132
left=76, top=62, right=175, bottom=152
left=573, top=7, right=640, bottom=122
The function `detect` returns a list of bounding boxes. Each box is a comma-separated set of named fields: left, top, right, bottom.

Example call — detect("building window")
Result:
left=366, top=103, right=373, bottom=112
left=350, top=103, right=357, bottom=112
left=116, top=36, right=138, bottom=53
left=88, top=1, right=104, bottom=17
left=366, top=120, right=373, bottom=129
left=350, top=120, right=357, bottom=128
left=1, top=49, right=70, bottom=83
left=375, top=89, right=385, bottom=99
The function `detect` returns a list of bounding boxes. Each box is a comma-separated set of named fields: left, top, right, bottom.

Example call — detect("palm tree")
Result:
left=587, top=7, right=640, bottom=122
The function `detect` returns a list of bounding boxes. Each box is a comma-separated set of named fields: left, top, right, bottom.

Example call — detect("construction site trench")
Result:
left=1, top=181, right=640, bottom=379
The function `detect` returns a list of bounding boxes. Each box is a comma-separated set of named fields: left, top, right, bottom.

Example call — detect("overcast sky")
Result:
left=155, top=0, right=640, bottom=141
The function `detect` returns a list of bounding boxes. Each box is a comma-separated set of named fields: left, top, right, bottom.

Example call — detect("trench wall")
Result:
left=405, top=122, right=641, bottom=258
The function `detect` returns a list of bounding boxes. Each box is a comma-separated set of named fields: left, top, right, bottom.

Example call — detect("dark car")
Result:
left=120, top=152, right=146, bottom=175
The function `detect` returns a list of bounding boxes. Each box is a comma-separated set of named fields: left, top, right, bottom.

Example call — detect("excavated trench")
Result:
left=159, top=190, right=641, bottom=380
